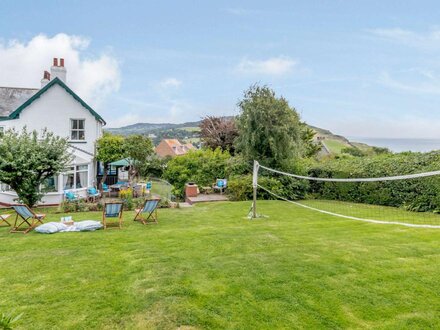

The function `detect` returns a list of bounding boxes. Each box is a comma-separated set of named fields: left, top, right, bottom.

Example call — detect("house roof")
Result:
left=0, top=87, right=39, bottom=117
left=157, top=139, right=196, bottom=156
left=0, top=77, right=106, bottom=125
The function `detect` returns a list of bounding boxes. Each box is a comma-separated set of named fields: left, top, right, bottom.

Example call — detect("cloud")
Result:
left=379, top=71, right=440, bottom=95
left=326, top=115, right=440, bottom=139
left=236, top=56, right=297, bottom=75
left=0, top=33, right=120, bottom=109
left=159, top=77, right=182, bottom=88
left=367, top=27, right=440, bottom=49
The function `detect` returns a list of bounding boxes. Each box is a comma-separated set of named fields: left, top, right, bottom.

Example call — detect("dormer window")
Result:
left=70, top=119, right=85, bottom=141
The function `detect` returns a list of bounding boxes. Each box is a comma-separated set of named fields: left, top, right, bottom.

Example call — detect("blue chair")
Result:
left=10, top=204, right=45, bottom=234
left=213, top=179, right=228, bottom=195
left=102, top=202, right=123, bottom=229
left=134, top=198, right=161, bottom=225
left=64, top=190, right=80, bottom=202
left=102, top=183, right=111, bottom=197
left=87, top=187, right=101, bottom=202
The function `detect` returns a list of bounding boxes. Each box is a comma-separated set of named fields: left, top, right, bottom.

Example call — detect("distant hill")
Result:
left=106, top=121, right=378, bottom=155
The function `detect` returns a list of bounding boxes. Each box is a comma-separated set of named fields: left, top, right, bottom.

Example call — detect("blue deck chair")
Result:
left=102, top=202, right=123, bottom=229
left=134, top=198, right=161, bottom=225
left=87, top=187, right=101, bottom=202
left=10, top=204, right=45, bottom=234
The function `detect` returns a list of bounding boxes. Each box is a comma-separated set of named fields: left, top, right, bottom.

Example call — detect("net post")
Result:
left=252, top=160, right=259, bottom=218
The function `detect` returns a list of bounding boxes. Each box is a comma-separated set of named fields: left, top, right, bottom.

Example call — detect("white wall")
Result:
left=0, top=83, right=105, bottom=205
left=1, top=84, right=103, bottom=155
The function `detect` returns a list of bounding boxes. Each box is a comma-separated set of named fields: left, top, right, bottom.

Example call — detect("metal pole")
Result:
left=252, top=160, right=259, bottom=218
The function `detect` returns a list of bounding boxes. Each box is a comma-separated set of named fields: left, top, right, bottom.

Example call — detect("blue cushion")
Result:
left=35, top=222, right=67, bottom=234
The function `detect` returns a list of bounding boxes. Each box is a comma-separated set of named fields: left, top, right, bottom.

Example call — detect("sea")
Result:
left=348, top=137, right=440, bottom=153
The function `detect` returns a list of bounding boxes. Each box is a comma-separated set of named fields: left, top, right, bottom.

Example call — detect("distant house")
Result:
left=0, top=58, right=106, bottom=205
left=155, top=139, right=195, bottom=157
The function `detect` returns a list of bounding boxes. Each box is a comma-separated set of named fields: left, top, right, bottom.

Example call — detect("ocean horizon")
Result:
left=348, top=137, right=440, bottom=153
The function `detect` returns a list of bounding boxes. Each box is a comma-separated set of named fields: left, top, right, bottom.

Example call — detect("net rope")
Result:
left=258, top=164, right=440, bottom=182
left=257, top=184, right=440, bottom=229
left=255, top=162, right=440, bottom=229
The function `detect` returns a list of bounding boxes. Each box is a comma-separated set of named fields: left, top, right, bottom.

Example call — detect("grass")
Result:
left=300, top=199, right=440, bottom=226
left=323, top=139, right=351, bottom=154
left=1, top=201, right=439, bottom=329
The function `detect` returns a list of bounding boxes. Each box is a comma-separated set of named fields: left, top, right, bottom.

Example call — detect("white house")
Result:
left=0, top=58, right=106, bottom=205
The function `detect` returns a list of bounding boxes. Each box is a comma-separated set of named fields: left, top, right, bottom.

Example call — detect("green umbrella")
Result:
left=109, top=158, right=132, bottom=166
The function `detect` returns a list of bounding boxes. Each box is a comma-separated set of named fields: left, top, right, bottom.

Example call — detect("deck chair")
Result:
left=102, top=202, right=123, bottom=229
left=0, top=214, right=11, bottom=227
left=10, top=204, right=46, bottom=234
left=134, top=198, right=161, bottom=225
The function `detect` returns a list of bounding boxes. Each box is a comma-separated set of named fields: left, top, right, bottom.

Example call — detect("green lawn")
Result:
left=323, top=139, right=351, bottom=154
left=1, top=201, right=439, bottom=329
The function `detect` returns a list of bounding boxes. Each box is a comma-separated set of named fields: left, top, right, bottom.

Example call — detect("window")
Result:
left=70, top=119, right=85, bottom=141
left=41, top=175, right=58, bottom=192
left=63, top=165, right=88, bottom=189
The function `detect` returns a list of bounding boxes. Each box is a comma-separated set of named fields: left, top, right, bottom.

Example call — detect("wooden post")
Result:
left=252, top=160, right=259, bottom=218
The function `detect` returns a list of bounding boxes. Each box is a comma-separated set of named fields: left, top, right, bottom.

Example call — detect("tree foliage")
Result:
left=0, top=128, right=72, bottom=206
left=123, top=135, right=154, bottom=181
left=163, top=148, right=230, bottom=197
left=96, top=133, right=125, bottom=186
left=199, top=116, right=239, bottom=154
left=235, top=85, right=303, bottom=170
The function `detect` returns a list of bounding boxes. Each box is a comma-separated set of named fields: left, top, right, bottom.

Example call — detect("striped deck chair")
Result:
left=102, top=202, right=123, bottom=229
left=134, top=198, right=161, bottom=225
left=0, top=214, right=11, bottom=227
left=10, top=204, right=46, bottom=234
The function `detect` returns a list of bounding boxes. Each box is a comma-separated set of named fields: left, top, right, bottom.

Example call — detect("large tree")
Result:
left=96, top=133, right=125, bottom=187
left=0, top=128, right=72, bottom=206
left=199, top=116, right=239, bottom=154
left=123, top=135, right=154, bottom=182
left=235, top=85, right=303, bottom=169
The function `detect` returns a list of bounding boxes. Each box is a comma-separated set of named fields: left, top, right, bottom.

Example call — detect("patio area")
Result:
left=185, top=193, right=229, bottom=204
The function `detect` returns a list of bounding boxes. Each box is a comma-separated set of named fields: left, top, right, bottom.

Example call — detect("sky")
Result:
left=1, top=0, right=440, bottom=138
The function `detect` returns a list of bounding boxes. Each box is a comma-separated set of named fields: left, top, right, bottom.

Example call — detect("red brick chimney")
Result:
left=51, top=57, right=67, bottom=82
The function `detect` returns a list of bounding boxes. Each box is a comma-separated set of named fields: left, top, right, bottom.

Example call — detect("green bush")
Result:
left=227, top=175, right=305, bottom=201
left=163, top=148, right=231, bottom=197
left=306, top=151, right=440, bottom=212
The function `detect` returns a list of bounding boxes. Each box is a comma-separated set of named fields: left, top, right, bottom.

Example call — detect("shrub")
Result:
left=163, top=148, right=230, bottom=197
left=306, top=151, right=440, bottom=212
left=227, top=175, right=292, bottom=201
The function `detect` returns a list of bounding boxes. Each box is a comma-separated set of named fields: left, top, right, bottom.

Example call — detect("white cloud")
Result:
left=236, top=56, right=297, bottom=75
left=379, top=71, right=440, bottom=95
left=0, top=33, right=120, bottom=109
left=367, top=27, right=440, bottom=49
left=326, top=115, right=440, bottom=139
left=159, top=77, right=182, bottom=88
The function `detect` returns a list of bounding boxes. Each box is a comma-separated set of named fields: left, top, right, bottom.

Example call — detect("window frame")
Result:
left=70, top=118, right=86, bottom=141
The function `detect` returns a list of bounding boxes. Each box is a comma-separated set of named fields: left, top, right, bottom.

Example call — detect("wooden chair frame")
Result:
left=102, top=202, right=123, bottom=229
left=134, top=198, right=161, bottom=225
left=10, top=204, right=45, bottom=234
left=0, top=214, right=11, bottom=227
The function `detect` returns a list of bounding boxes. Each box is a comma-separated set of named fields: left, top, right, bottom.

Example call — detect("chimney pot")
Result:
left=53, top=58, right=58, bottom=66
left=60, top=58, right=64, bottom=67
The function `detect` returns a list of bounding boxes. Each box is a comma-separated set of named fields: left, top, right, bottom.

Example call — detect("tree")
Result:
left=122, top=135, right=154, bottom=182
left=199, top=116, right=239, bottom=154
left=96, top=133, right=125, bottom=187
left=300, top=124, right=322, bottom=158
left=0, top=128, right=72, bottom=206
left=235, top=85, right=302, bottom=169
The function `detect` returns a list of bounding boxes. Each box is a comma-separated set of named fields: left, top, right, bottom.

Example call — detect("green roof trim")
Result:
left=8, top=77, right=106, bottom=125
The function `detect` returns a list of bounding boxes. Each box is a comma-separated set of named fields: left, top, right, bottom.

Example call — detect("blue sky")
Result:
left=1, top=0, right=440, bottom=138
